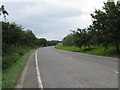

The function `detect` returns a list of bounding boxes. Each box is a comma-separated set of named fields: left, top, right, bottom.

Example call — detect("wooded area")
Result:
left=2, top=21, right=60, bottom=69
left=62, top=1, right=120, bottom=53
left=1, top=1, right=120, bottom=70
left=1, top=5, right=60, bottom=69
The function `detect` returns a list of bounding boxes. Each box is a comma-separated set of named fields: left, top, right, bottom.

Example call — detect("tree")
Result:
left=88, top=25, right=103, bottom=46
left=47, top=40, right=61, bottom=46
left=62, top=33, right=76, bottom=46
left=91, top=0, right=120, bottom=52
left=74, top=28, right=91, bottom=50
left=0, top=5, right=9, bottom=20
left=38, top=38, right=47, bottom=47
left=2, top=21, right=40, bottom=56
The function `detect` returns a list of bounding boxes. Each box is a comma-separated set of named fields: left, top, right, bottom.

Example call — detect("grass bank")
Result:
left=2, top=48, right=37, bottom=88
left=55, top=45, right=120, bottom=58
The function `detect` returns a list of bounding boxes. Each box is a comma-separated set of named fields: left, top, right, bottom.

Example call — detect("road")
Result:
left=16, top=46, right=118, bottom=88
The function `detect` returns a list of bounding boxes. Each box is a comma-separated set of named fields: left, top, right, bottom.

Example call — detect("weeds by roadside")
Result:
left=55, top=45, right=120, bottom=58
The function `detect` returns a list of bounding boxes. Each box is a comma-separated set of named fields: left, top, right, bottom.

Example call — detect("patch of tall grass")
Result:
left=2, top=48, right=36, bottom=88
left=2, top=45, right=36, bottom=70
left=55, top=45, right=120, bottom=58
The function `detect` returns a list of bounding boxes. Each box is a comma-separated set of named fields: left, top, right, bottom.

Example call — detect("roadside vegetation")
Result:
left=2, top=49, right=36, bottom=88
left=1, top=21, right=41, bottom=88
left=56, top=1, right=120, bottom=58
left=55, top=46, right=120, bottom=58
left=1, top=0, right=120, bottom=88
left=0, top=5, right=61, bottom=88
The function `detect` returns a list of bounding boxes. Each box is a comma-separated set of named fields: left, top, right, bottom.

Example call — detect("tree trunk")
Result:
left=115, top=42, right=119, bottom=53
left=84, top=46, right=87, bottom=51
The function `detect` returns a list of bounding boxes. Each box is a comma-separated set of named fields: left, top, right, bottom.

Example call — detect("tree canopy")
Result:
left=62, top=1, right=120, bottom=52
left=0, top=5, right=9, bottom=20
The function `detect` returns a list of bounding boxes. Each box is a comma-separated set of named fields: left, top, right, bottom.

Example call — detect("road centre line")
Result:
left=35, top=49, right=43, bottom=89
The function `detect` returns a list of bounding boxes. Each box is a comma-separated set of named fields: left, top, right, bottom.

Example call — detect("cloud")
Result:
left=1, top=0, right=108, bottom=40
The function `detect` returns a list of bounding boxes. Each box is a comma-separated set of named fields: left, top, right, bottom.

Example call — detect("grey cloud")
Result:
left=2, top=1, right=99, bottom=40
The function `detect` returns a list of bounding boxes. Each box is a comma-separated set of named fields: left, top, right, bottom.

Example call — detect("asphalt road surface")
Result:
left=16, top=46, right=118, bottom=88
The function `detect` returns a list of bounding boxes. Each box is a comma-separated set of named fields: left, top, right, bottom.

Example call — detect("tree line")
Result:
left=2, top=21, right=61, bottom=69
left=1, top=5, right=61, bottom=69
left=0, top=5, right=61, bottom=51
left=2, top=21, right=61, bottom=55
left=63, top=1, right=120, bottom=52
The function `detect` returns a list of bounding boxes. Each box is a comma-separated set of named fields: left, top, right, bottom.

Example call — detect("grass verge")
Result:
left=55, top=45, right=120, bottom=58
left=2, top=49, right=36, bottom=88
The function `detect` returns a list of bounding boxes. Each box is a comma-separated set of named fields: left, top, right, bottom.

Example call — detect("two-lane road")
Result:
left=16, top=46, right=118, bottom=88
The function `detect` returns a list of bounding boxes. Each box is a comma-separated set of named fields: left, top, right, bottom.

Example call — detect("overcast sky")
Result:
left=1, top=0, right=111, bottom=40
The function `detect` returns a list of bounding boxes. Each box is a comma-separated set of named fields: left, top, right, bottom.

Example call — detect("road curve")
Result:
left=16, top=46, right=118, bottom=88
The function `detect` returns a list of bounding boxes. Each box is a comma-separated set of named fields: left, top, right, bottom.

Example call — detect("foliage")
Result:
left=0, top=5, right=9, bottom=20
left=90, top=1, right=120, bottom=51
left=55, top=45, right=120, bottom=58
left=62, top=1, right=120, bottom=53
left=1, top=4, right=63, bottom=88
left=62, top=28, right=92, bottom=50
left=2, top=49, right=35, bottom=88
left=74, top=28, right=92, bottom=50
left=62, top=33, right=76, bottom=46
left=2, top=21, right=61, bottom=70
left=38, top=38, right=47, bottom=47
left=47, top=40, right=61, bottom=46
left=2, top=21, right=41, bottom=69
left=2, top=22, right=38, bottom=55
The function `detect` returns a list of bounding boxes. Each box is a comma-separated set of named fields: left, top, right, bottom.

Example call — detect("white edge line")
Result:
left=113, top=71, right=119, bottom=74
left=35, top=49, right=43, bottom=89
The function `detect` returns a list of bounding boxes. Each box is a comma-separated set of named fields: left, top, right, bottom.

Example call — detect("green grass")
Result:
left=2, top=45, right=33, bottom=70
left=55, top=45, right=120, bottom=58
left=2, top=49, right=36, bottom=88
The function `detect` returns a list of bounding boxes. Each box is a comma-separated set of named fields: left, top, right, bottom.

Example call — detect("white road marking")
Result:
left=113, top=71, right=119, bottom=74
left=35, top=49, right=43, bottom=89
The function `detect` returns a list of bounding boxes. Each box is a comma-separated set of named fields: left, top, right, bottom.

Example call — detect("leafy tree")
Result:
left=62, top=33, right=76, bottom=46
left=74, top=28, right=91, bottom=50
left=2, top=21, right=39, bottom=69
left=38, top=38, right=47, bottom=47
left=91, top=0, right=120, bottom=52
left=47, top=40, right=61, bottom=46
left=0, top=5, right=9, bottom=20
left=23, top=30, right=37, bottom=46
left=88, top=25, right=103, bottom=46
left=2, top=21, right=40, bottom=56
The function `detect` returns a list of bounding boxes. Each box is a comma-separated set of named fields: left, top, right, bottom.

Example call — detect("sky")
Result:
left=0, top=0, right=113, bottom=41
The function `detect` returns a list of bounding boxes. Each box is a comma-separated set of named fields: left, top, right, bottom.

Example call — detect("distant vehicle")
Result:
left=56, top=43, right=63, bottom=46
